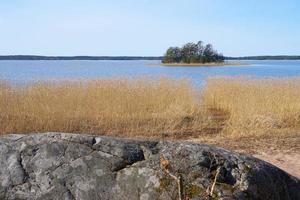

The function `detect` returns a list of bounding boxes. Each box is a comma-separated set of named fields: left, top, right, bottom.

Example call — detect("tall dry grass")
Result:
left=1, top=76, right=300, bottom=138
left=0, top=78, right=218, bottom=138
left=202, top=76, right=300, bottom=137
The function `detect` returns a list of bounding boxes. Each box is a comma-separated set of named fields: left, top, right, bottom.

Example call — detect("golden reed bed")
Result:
left=1, top=77, right=300, bottom=139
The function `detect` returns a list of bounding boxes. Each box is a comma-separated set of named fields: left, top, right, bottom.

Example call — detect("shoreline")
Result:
left=160, top=61, right=249, bottom=67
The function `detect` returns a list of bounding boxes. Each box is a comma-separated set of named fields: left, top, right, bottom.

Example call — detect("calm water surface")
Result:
left=1, top=60, right=300, bottom=86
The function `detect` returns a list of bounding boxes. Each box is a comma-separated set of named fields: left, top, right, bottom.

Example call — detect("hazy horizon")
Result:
left=1, top=54, right=300, bottom=58
left=1, top=0, right=300, bottom=57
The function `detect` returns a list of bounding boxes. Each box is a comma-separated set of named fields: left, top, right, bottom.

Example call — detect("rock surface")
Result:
left=0, top=133, right=299, bottom=200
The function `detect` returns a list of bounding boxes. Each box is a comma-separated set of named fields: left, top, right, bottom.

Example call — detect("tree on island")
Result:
left=162, top=41, right=224, bottom=64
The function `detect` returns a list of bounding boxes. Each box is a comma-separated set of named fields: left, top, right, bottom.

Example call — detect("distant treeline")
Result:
left=162, top=41, right=224, bottom=64
left=227, top=56, right=300, bottom=60
left=1, top=55, right=300, bottom=61
left=0, top=55, right=163, bottom=60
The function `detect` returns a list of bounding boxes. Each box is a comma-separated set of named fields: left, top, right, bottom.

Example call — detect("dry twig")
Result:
left=210, top=167, right=221, bottom=197
left=160, top=155, right=183, bottom=200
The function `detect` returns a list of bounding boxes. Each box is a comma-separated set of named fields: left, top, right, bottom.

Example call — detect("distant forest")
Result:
left=0, top=55, right=163, bottom=60
left=227, top=56, right=300, bottom=60
left=0, top=55, right=300, bottom=61
left=162, top=41, right=224, bottom=64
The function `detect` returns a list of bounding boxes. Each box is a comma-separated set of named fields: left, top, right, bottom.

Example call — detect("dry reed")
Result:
left=202, top=76, right=300, bottom=137
left=1, top=76, right=300, bottom=138
left=0, top=78, right=212, bottom=137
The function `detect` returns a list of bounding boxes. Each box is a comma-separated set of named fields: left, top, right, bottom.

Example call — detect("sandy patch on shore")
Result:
left=192, top=133, right=300, bottom=179
left=254, top=152, right=300, bottom=179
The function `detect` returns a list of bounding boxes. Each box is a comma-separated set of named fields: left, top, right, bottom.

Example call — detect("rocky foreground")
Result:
left=0, top=133, right=299, bottom=200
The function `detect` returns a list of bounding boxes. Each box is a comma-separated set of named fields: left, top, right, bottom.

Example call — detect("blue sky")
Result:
left=0, top=0, right=300, bottom=56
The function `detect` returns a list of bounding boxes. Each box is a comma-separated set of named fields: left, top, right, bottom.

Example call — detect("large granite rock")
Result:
left=0, top=133, right=299, bottom=200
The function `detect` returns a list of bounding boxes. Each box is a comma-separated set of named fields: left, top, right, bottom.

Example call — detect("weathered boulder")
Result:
left=0, top=133, right=299, bottom=200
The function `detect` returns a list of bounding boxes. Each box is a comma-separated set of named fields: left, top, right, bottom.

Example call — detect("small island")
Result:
left=162, top=41, right=225, bottom=66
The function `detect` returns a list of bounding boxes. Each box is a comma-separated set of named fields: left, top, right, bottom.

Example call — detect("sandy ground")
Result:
left=254, top=152, right=300, bottom=178
left=192, top=133, right=300, bottom=179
